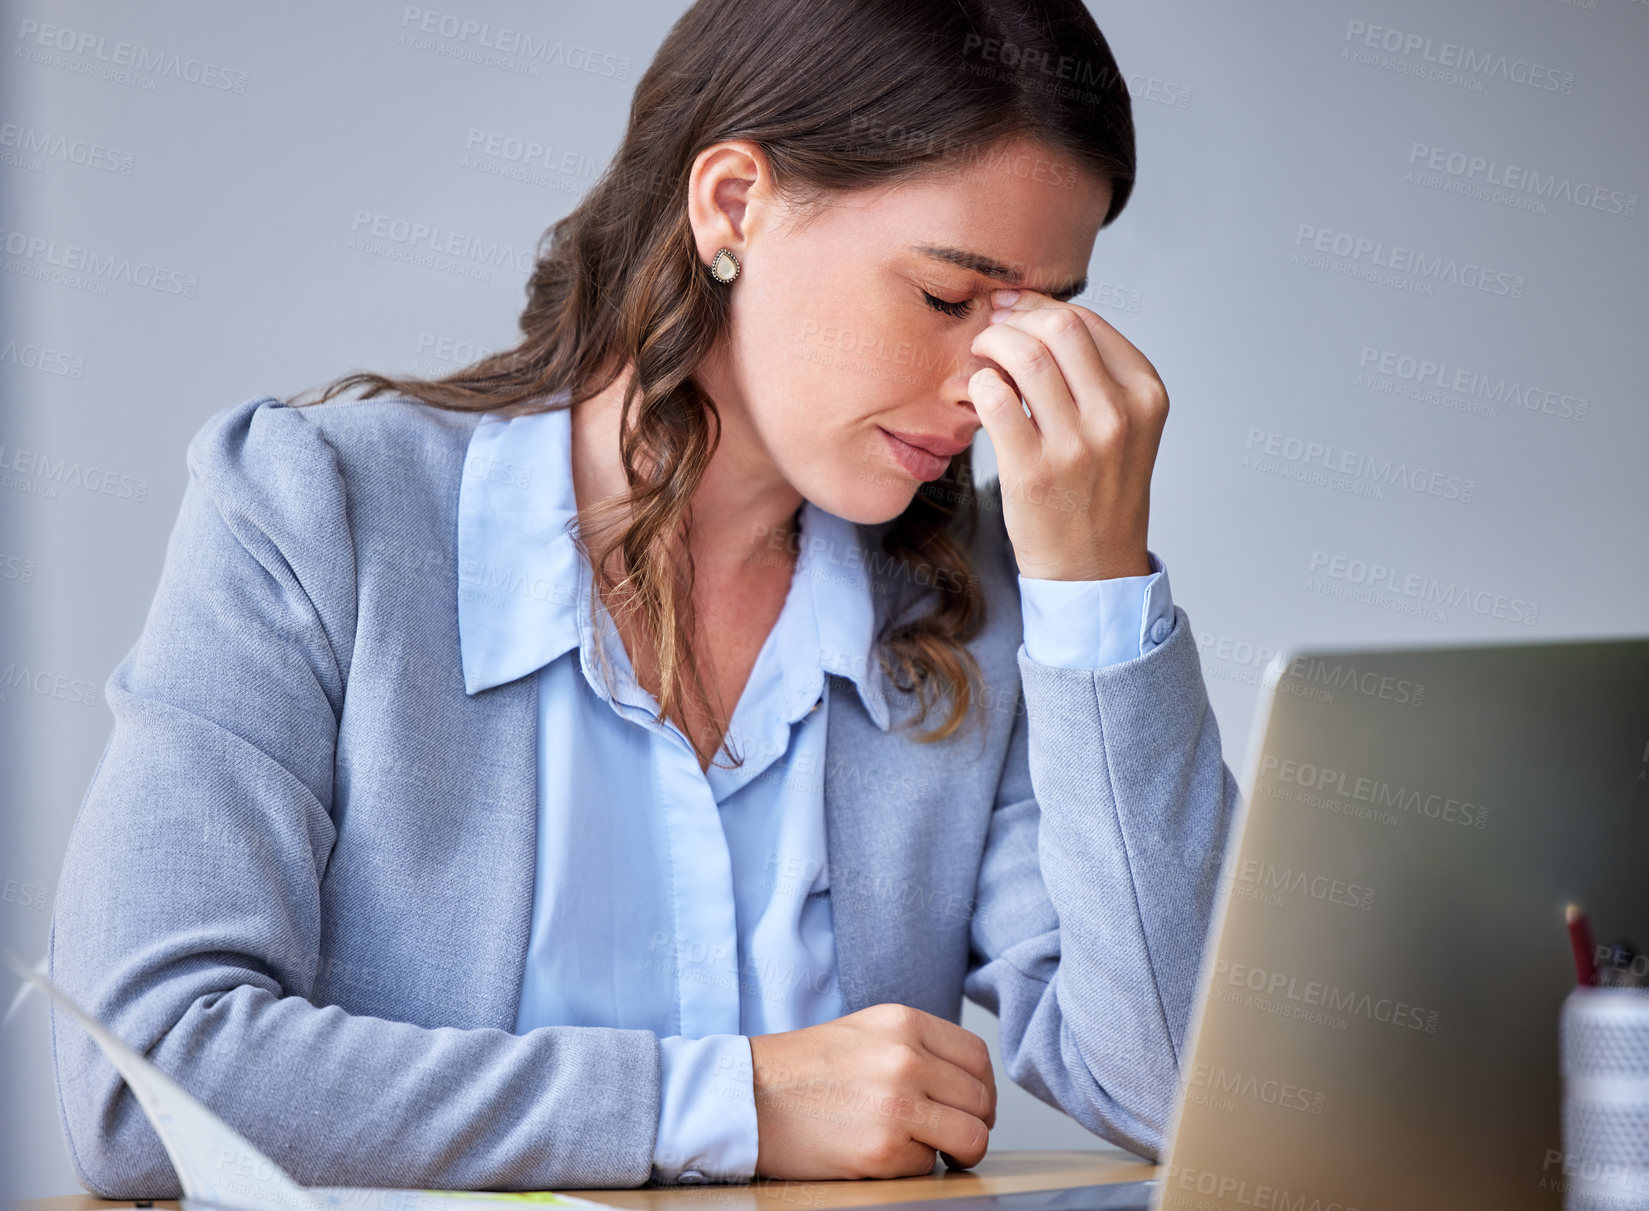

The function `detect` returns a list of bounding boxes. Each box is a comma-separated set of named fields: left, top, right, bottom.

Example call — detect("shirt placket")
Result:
left=571, top=555, right=742, bottom=1039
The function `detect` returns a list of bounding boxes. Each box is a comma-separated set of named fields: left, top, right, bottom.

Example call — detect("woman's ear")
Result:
left=686, top=139, right=767, bottom=264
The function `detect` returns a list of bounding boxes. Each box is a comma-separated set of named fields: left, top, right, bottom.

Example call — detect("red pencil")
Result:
left=1567, top=903, right=1597, bottom=986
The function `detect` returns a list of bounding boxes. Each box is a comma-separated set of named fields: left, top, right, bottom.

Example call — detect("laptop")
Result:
left=897, top=635, right=1649, bottom=1211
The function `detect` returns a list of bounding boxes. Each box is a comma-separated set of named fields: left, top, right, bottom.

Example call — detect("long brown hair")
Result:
left=288, top=0, right=1136, bottom=771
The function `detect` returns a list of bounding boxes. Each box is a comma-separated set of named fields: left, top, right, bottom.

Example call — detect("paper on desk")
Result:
left=3, top=953, right=610, bottom=1211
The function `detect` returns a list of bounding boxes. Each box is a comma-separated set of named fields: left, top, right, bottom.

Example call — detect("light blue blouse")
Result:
left=455, top=402, right=1175, bottom=1184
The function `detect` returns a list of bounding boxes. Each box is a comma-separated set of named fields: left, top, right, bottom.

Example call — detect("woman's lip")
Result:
left=880, top=427, right=950, bottom=481
left=882, top=427, right=972, bottom=458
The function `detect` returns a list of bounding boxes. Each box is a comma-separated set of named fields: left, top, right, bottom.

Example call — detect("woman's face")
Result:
left=689, top=133, right=1115, bottom=526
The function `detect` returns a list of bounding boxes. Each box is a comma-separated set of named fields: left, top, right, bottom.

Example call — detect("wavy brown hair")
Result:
left=288, top=0, right=1136, bottom=771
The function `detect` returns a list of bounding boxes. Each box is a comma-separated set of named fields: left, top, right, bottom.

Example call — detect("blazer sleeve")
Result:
left=48, top=398, right=663, bottom=1197
left=962, top=506, right=1242, bottom=1160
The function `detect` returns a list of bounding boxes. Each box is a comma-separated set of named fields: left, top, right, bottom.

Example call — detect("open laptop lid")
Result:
left=1155, top=635, right=1649, bottom=1211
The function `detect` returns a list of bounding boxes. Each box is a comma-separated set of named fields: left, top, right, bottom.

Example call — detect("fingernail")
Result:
left=989, top=308, right=1010, bottom=324
left=991, top=288, right=1021, bottom=306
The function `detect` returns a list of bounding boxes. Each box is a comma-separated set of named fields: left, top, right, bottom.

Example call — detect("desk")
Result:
left=14, top=1149, right=1157, bottom=1211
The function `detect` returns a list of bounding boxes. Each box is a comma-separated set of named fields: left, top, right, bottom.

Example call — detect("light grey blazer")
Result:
left=48, top=393, right=1241, bottom=1197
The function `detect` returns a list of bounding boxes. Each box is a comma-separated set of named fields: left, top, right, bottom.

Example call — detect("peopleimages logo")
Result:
left=0, top=226, right=200, bottom=298
left=1212, top=959, right=1441, bottom=1033
left=1341, top=19, right=1576, bottom=94
left=1243, top=428, right=1475, bottom=503
left=0, top=663, right=100, bottom=708
left=0, top=440, right=150, bottom=502
left=1308, top=549, right=1539, bottom=626
left=1357, top=346, right=1591, bottom=422
left=0, top=552, right=36, bottom=583
left=1187, top=1063, right=1329, bottom=1115
left=346, top=210, right=534, bottom=278
left=0, top=337, right=85, bottom=379
left=1274, top=655, right=1425, bottom=708
left=1259, top=753, right=1490, bottom=830
left=14, top=18, right=250, bottom=93
left=1230, top=858, right=1376, bottom=911
left=0, top=121, right=135, bottom=174
left=1293, top=224, right=1525, bottom=298
left=1408, top=142, right=1637, bottom=218
left=397, top=7, right=631, bottom=80
left=1162, top=1163, right=1361, bottom=1211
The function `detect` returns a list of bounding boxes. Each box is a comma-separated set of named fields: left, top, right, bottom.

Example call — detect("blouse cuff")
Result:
left=1016, top=550, right=1175, bottom=669
left=651, top=1033, right=759, bottom=1184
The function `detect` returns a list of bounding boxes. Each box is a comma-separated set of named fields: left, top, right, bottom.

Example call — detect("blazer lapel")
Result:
left=822, top=669, right=881, bottom=1016
left=824, top=665, right=947, bottom=1018
left=464, top=673, right=543, bottom=1030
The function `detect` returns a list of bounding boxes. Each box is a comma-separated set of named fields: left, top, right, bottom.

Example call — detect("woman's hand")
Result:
left=749, top=1002, right=996, bottom=1180
left=967, top=287, right=1169, bottom=582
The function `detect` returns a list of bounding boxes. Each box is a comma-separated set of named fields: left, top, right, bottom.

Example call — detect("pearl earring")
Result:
left=710, top=248, right=741, bottom=283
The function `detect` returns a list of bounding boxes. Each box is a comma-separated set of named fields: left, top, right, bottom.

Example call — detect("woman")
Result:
left=49, top=0, right=1239, bottom=1196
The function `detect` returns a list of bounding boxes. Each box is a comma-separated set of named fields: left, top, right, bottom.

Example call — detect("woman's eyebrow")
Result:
left=912, top=244, right=1087, bottom=301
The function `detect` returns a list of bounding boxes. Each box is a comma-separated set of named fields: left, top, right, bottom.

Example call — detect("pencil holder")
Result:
left=1560, top=986, right=1649, bottom=1211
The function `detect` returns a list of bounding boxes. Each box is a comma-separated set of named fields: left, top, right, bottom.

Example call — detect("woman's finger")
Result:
left=909, top=1099, right=990, bottom=1170
left=910, top=1006, right=998, bottom=1130
left=999, top=289, right=1163, bottom=406
left=970, top=321, right=1083, bottom=455
left=910, top=1051, right=995, bottom=1142
left=968, top=365, right=1038, bottom=480
left=989, top=300, right=1127, bottom=436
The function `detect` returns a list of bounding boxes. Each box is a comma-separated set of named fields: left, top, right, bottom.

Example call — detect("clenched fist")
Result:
left=750, top=1002, right=997, bottom=1180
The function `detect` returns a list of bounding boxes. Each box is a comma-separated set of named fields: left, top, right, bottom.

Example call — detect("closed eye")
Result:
left=922, top=290, right=974, bottom=319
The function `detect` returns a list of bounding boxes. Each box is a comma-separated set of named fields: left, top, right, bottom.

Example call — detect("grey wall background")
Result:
left=3, top=0, right=1644, bottom=1198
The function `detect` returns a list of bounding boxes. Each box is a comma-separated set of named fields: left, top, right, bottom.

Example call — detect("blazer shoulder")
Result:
left=190, top=390, right=484, bottom=468
left=185, top=391, right=485, bottom=527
